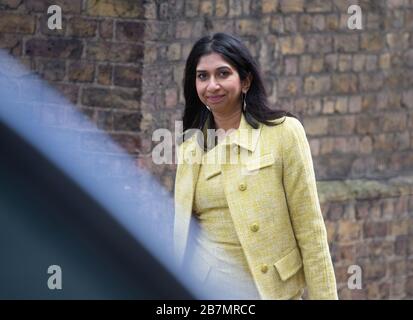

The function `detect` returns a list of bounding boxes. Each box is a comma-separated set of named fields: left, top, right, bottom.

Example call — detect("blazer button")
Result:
left=232, top=145, right=240, bottom=155
left=238, top=182, right=247, bottom=191
left=191, top=149, right=196, bottom=156
left=261, top=264, right=268, bottom=273
left=250, top=223, right=259, bottom=232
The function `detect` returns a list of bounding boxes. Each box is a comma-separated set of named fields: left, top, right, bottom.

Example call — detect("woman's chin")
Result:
left=207, top=100, right=227, bottom=110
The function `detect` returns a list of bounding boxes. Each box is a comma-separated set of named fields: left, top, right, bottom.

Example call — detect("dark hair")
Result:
left=182, top=33, right=298, bottom=133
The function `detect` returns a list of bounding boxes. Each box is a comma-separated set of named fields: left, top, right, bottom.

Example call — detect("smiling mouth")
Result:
left=207, top=95, right=225, bottom=103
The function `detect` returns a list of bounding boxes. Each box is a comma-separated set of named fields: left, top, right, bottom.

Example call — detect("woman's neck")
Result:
left=212, top=108, right=242, bottom=133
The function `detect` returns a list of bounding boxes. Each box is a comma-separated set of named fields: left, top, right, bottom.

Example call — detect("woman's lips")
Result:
left=207, top=95, right=225, bottom=103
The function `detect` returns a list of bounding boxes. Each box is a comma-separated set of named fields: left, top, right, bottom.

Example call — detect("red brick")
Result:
left=25, top=38, right=83, bottom=59
left=381, top=112, right=406, bottom=132
left=334, top=34, right=359, bottom=52
left=51, top=83, right=79, bottom=104
left=95, top=110, right=113, bottom=131
left=85, top=0, right=144, bottom=18
left=362, top=261, right=387, bottom=281
left=361, top=33, right=385, bottom=51
left=35, top=58, right=66, bottom=81
left=359, top=136, right=373, bottom=154
left=334, top=265, right=350, bottom=284
left=0, top=13, right=35, bottom=33
left=305, top=34, right=332, bottom=53
left=277, top=77, right=302, bottom=97
left=113, top=111, right=142, bottom=131
left=391, top=276, right=407, bottom=298
left=405, top=276, right=413, bottom=296
left=81, top=87, right=140, bottom=109
left=327, top=203, right=344, bottom=221
left=332, top=244, right=355, bottom=262
left=356, top=114, right=381, bottom=134
left=0, top=0, right=22, bottom=9
left=110, top=133, right=141, bottom=154
left=0, top=33, right=22, bottom=55
left=368, top=239, right=394, bottom=257
left=356, top=201, right=370, bottom=219
left=68, top=61, right=95, bottom=82
left=366, top=282, right=390, bottom=299
left=332, top=74, right=358, bottom=94
left=303, top=117, right=328, bottom=136
left=115, top=21, right=145, bottom=42
left=362, top=94, right=378, bottom=112
left=99, top=20, right=113, bottom=39
left=395, top=235, right=408, bottom=255
left=280, top=0, right=304, bottom=13
left=363, top=221, right=388, bottom=238
left=359, top=73, right=384, bottom=91
left=390, top=259, right=407, bottom=277
left=165, top=88, right=178, bottom=108
left=113, top=66, right=142, bottom=88
left=68, top=17, right=98, bottom=38
left=97, top=64, right=112, bottom=85
left=327, top=115, right=356, bottom=135
left=86, top=41, right=143, bottom=63
left=338, top=220, right=361, bottom=242
left=304, top=75, right=331, bottom=95
left=305, top=0, right=332, bottom=12
left=394, top=195, right=409, bottom=216
left=25, top=0, right=82, bottom=13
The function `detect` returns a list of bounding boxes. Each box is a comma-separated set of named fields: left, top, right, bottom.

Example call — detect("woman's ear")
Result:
left=242, top=72, right=253, bottom=92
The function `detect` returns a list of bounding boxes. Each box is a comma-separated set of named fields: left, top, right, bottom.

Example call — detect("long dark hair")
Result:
left=182, top=33, right=298, bottom=133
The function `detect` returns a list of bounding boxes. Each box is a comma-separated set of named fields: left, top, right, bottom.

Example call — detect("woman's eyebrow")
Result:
left=196, top=66, right=231, bottom=73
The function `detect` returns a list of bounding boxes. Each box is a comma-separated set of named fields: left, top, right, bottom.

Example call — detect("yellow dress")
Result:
left=187, top=131, right=261, bottom=300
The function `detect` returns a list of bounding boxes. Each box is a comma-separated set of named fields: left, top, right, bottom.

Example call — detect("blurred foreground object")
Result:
left=0, top=50, right=193, bottom=299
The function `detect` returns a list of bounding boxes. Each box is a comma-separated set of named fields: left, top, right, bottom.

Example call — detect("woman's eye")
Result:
left=219, top=71, right=229, bottom=77
left=197, top=74, right=207, bottom=80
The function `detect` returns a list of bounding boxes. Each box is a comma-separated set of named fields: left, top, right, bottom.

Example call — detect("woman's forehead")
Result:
left=196, top=53, right=235, bottom=71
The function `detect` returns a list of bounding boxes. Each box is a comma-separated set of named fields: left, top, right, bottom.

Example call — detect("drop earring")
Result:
left=242, top=92, right=247, bottom=112
left=205, top=104, right=211, bottom=111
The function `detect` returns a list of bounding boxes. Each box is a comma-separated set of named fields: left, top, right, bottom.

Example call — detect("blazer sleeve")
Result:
left=281, top=117, right=338, bottom=300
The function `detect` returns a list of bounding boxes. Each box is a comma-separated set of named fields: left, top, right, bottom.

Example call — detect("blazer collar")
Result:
left=230, top=112, right=262, bottom=153
left=180, top=112, right=264, bottom=164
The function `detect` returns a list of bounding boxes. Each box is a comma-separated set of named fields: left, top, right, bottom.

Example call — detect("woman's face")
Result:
left=195, top=52, right=248, bottom=113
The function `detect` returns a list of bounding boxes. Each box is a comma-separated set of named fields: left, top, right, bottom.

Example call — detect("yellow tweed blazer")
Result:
left=173, top=113, right=338, bottom=300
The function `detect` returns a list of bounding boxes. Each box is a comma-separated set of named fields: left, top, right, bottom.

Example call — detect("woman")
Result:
left=173, top=33, right=337, bottom=300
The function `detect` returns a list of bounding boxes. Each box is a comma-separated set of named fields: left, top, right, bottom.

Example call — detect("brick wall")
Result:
left=318, top=178, right=413, bottom=298
left=1, top=0, right=413, bottom=299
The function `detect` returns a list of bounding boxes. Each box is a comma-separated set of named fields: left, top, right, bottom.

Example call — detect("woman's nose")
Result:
left=207, top=77, right=220, bottom=91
